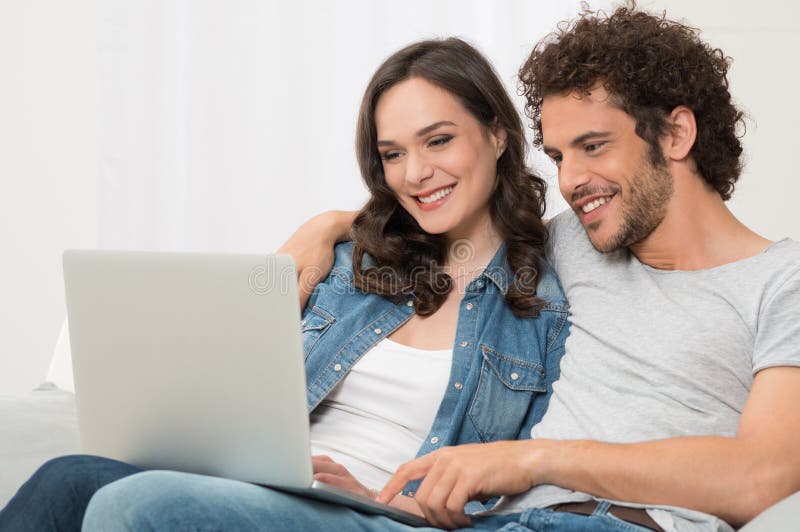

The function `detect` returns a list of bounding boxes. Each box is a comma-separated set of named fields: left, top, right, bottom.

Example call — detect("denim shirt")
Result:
left=301, top=242, right=570, bottom=506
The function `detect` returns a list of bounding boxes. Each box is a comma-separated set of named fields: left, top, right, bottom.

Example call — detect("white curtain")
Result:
left=96, top=0, right=606, bottom=253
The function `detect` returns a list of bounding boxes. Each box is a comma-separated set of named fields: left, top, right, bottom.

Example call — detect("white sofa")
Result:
left=1, top=322, right=797, bottom=530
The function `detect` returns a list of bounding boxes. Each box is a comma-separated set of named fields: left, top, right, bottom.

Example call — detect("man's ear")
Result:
left=665, top=105, right=697, bottom=161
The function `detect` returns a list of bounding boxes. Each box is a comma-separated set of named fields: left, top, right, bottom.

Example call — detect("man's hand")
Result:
left=378, top=441, right=543, bottom=529
left=277, top=210, right=356, bottom=310
left=312, top=455, right=375, bottom=499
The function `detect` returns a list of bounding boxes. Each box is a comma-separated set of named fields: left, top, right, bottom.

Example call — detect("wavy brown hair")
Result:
left=519, top=3, right=745, bottom=200
left=352, top=38, right=548, bottom=317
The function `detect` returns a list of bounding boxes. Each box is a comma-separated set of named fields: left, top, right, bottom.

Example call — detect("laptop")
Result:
left=63, top=250, right=427, bottom=527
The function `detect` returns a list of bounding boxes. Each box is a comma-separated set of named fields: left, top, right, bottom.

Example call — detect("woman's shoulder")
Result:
left=534, top=260, right=569, bottom=311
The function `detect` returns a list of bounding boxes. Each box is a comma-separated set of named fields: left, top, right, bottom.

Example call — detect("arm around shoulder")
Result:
left=277, top=210, right=357, bottom=310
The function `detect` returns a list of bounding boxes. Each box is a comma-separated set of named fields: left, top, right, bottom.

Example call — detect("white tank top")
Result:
left=309, top=337, right=452, bottom=489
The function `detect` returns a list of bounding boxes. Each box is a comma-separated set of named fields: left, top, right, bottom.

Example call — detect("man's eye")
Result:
left=550, top=154, right=562, bottom=167
left=428, top=135, right=453, bottom=148
left=585, top=142, right=606, bottom=153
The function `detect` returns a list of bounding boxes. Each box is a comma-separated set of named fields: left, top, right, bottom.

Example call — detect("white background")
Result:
left=1, top=0, right=798, bottom=393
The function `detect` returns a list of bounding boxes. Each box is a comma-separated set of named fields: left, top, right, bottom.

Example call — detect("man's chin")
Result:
left=584, top=224, right=626, bottom=254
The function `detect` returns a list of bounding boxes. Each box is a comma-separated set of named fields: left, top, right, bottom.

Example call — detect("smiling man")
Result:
left=270, top=6, right=800, bottom=532
left=372, top=6, right=800, bottom=531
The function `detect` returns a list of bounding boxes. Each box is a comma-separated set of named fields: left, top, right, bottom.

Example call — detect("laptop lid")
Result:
left=63, top=250, right=313, bottom=488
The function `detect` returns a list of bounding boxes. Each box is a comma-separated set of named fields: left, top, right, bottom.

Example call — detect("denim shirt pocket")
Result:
left=301, top=305, right=335, bottom=358
left=468, top=345, right=546, bottom=442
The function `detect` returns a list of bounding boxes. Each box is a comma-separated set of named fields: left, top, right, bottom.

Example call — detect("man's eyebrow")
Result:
left=377, top=121, right=456, bottom=147
left=569, top=130, right=612, bottom=147
left=542, top=130, right=613, bottom=154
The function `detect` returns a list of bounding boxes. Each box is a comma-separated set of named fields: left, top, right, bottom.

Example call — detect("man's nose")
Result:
left=558, top=156, right=591, bottom=201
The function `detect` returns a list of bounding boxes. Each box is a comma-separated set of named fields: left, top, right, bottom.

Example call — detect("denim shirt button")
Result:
left=374, top=328, right=382, bottom=334
left=408, top=491, right=415, bottom=498
left=430, top=436, right=439, bottom=444
left=510, top=372, right=519, bottom=381
left=334, top=364, right=342, bottom=372
left=459, top=341, right=469, bottom=347
left=406, top=300, right=414, bottom=307
left=454, top=382, right=463, bottom=390
left=465, top=302, right=474, bottom=310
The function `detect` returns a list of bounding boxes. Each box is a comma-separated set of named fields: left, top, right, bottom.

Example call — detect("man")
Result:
left=281, top=5, right=800, bottom=532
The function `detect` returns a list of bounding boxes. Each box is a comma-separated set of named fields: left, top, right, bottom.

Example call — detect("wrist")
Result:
left=523, top=439, right=561, bottom=487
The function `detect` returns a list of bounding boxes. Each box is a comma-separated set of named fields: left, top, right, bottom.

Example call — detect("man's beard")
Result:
left=591, top=156, right=674, bottom=253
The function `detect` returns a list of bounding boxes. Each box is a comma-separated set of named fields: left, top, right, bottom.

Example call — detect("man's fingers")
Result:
left=444, top=481, right=473, bottom=529
left=377, top=454, right=435, bottom=503
left=417, top=463, right=462, bottom=529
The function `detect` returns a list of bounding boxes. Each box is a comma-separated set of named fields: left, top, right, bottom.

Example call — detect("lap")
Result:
left=82, top=470, right=652, bottom=532
left=83, top=470, right=430, bottom=532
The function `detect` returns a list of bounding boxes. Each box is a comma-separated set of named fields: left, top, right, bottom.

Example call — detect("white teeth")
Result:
left=418, top=186, right=454, bottom=204
left=581, top=196, right=611, bottom=214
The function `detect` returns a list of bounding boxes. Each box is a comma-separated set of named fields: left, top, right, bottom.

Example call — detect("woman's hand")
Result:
left=277, top=210, right=357, bottom=310
left=311, top=455, right=376, bottom=499
left=377, top=441, right=544, bottom=529
left=312, top=455, right=427, bottom=519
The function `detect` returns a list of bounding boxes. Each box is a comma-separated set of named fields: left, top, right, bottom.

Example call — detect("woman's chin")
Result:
left=413, top=220, right=453, bottom=236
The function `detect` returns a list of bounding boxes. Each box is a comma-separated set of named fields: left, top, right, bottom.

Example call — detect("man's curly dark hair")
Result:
left=519, top=3, right=745, bottom=200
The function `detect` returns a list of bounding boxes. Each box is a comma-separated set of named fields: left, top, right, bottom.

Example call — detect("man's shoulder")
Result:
left=547, top=209, right=583, bottom=239
left=755, top=238, right=800, bottom=299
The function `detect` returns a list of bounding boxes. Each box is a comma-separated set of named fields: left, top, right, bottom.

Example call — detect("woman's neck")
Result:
left=443, top=221, right=502, bottom=286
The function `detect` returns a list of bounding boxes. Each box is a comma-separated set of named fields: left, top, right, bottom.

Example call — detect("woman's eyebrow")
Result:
left=377, top=120, right=456, bottom=147
left=416, top=120, right=456, bottom=137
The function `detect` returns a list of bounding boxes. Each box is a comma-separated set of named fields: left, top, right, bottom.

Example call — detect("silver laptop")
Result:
left=63, top=250, right=427, bottom=527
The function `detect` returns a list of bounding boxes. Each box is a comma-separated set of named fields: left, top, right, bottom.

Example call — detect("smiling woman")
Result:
left=0, top=36, right=572, bottom=532
left=375, top=79, right=502, bottom=239
left=351, top=38, right=551, bottom=319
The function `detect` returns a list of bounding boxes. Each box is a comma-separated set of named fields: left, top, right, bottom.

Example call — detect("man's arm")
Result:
left=277, top=210, right=357, bottom=310
left=379, top=366, right=800, bottom=529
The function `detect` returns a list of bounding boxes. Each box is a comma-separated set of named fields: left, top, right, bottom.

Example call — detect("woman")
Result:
left=0, top=37, right=569, bottom=531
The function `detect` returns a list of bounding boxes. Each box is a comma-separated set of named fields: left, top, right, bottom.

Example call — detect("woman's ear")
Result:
left=492, top=124, right=507, bottom=159
left=665, top=106, right=697, bottom=161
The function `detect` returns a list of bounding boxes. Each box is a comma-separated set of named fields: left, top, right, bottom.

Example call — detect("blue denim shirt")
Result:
left=301, top=242, right=569, bottom=506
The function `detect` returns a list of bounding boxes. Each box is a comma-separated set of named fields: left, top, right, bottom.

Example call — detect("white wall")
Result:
left=0, top=0, right=98, bottom=393
left=642, top=0, right=800, bottom=241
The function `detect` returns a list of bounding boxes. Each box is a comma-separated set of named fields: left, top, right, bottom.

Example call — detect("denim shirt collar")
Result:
left=468, top=242, right=513, bottom=295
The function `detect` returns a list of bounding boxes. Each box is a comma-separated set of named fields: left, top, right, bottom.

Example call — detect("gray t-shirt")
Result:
left=490, top=211, right=800, bottom=531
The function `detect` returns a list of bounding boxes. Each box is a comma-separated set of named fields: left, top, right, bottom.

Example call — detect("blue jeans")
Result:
left=0, top=455, right=143, bottom=532
left=1, top=455, right=651, bottom=532
left=83, top=469, right=654, bottom=531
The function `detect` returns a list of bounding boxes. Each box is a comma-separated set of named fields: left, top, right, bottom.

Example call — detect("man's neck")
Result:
left=629, top=174, right=771, bottom=271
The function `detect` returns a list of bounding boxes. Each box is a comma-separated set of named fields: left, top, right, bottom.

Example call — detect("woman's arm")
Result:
left=277, top=210, right=357, bottom=310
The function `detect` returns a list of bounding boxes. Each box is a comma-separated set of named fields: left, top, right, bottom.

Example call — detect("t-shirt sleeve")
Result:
left=752, top=269, right=800, bottom=374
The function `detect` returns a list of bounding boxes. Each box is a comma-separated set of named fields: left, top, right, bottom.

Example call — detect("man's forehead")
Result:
left=541, top=88, right=629, bottom=145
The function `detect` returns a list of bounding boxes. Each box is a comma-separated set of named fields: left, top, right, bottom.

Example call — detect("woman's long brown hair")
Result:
left=352, top=38, right=548, bottom=317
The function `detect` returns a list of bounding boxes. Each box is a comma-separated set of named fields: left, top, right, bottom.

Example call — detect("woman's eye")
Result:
left=381, top=151, right=401, bottom=161
left=428, top=135, right=453, bottom=148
